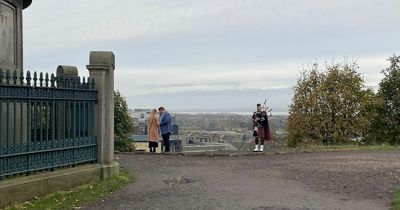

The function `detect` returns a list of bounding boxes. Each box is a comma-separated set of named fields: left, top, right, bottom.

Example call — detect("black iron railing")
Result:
left=0, top=69, right=97, bottom=178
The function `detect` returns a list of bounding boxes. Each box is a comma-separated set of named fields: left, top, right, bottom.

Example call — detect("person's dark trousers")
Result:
left=254, top=137, right=264, bottom=145
left=162, top=132, right=171, bottom=152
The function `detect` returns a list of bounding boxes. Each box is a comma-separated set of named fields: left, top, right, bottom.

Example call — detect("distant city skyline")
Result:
left=23, top=0, right=400, bottom=111
left=126, top=87, right=292, bottom=113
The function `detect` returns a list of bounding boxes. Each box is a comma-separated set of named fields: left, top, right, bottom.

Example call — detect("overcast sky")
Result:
left=22, top=0, right=400, bottom=112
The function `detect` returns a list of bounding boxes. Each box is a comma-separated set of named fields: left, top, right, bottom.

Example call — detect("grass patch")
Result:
left=5, top=170, right=134, bottom=210
left=394, top=189, right=400, bottom=210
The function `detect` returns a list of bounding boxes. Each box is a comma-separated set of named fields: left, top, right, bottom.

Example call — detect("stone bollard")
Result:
left=56, top=65, right=78, bottom=77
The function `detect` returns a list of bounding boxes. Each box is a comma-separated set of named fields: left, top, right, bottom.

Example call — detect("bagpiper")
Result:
left=252, top=103, right=271, bottom=152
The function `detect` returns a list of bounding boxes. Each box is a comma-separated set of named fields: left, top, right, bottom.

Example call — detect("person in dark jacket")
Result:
left=158, top=106, right=173, bottom=152
left=252, top=103, right=271, bottom=152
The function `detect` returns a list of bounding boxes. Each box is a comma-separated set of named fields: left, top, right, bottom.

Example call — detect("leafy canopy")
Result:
left=114, top=90, right=135, bottom=152
left=287, top=62, right=377, bottom=147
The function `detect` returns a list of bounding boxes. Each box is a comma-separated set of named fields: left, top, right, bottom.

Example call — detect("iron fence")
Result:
left=0, top=69, right=98, bottom=178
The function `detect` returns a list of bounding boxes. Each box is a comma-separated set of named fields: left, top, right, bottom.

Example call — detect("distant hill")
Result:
left=127, top=88, right=293, bottom=113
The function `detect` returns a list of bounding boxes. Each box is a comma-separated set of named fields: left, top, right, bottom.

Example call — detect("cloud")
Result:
left=114, top=53, right=392, bottom=98
left=24, top=0, right=400, bottom=56
left=114, top=63, right=300, bottom=96
left=21, top=0, right=400, bottom=110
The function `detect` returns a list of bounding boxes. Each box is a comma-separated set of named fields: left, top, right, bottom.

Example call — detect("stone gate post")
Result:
left=86, top=51, right=118, bottom=178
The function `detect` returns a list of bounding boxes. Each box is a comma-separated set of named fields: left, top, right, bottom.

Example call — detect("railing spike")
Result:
left=0, top=68, right=4, bottom=84
left=55, top=76, right=60, bottom=88
left=62, top=77, right=65, bottom=88
left=6, top=69, right=10, bottom=84
left=75, top=77, right=79, bottom=88
left=12, top=70, right=18, bottom=85
left=82, top=77, right=86, bottom=89
left=74, top=77, right=78, bottom=88
left=91, top=78, right=96, bottom=89
left=65, top=77, right=69, bottom=88
left=77, top=76, right=81, bottom=88
left=66, top=77, right=69, bottom=88
left=70, top=77, right=74, bottom=88
left=39, top=72, right=43, bottom=87
left=33, top=71, right=37, bottom=87
left=50, top=73, right=55, bottom=87
left=26, top=71, right=31, bottom=86
left=87, top=77, right=91, bottom=89
left=60, top=76, right=64, bottom=88
left=19, top=71, right=24, bottom=85
left=45, top=73, right=49, bottom=87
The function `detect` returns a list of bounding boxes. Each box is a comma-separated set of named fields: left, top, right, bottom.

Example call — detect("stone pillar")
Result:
left=0, top=0, right=31, bottom=146
left=0, top=0, right=31, bottom=72
left=86, top=51, right=115, bottom=165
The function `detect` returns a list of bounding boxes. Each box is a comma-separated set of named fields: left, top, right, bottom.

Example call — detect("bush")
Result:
left=287, top=62, right=377, bottom=147
left=114, top=90, right=135, bottom=152
left=115, top=136, right=135, bottom=152
left=375, top=55, right=400, bottom=145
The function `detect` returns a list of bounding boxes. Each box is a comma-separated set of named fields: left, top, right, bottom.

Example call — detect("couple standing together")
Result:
left=147, top=107, right=173, bottom=153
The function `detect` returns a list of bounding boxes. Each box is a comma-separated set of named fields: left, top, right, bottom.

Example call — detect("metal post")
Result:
left=20, top=102, right=23, bottom=147
left=33, top=102, right=37, bottom=145
left=6, top=102, right=10, bottom=149
left=46, top=102, right=49, bottom=142
left=51, top=100, right=56, bottom=168
left=26, top=99, right=31, bottom=172
left=0, top=100, right=3, bottom=176
left=39, top=101, right=43, bottom=145
left=73, top=101, right=76, bottom=164
left=13, top=102, right=16, bottom=149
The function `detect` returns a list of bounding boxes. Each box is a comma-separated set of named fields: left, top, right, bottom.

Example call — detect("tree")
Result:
left=287, top=64, right=323, bottom=146
left=114, top=90, right=135, bottom=152
left=375, top=55, right=400, bottom=144
left=287, top=62, right=377, bottom=147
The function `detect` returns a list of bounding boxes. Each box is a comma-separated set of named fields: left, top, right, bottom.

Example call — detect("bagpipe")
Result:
left=261, top=99, right=273, bottom=116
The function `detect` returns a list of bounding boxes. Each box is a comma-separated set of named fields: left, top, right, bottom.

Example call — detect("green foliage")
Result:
left=287, top=62, right=377, bottom=147
left=394, top=189, right=400, bottom=210
left=375, top=55, right=400, bottom=145
left=114, top=136, right=135, bottom=152
left=5, top=171, right=133, bottom=210
left=114, top=90, right=135, bottom=152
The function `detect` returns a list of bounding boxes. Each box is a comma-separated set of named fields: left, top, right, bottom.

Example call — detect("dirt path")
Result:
left=83, top=151, right=400, bottom=210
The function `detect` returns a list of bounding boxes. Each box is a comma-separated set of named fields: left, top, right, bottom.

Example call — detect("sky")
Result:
left=22, top=0, right=400, bottom=113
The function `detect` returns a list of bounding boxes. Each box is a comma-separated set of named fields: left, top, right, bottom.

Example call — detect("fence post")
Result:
left=86, top=52, right=116, bottom=168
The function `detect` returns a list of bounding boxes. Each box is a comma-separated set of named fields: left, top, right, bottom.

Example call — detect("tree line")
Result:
left=287, top=55, right=400, bottom=147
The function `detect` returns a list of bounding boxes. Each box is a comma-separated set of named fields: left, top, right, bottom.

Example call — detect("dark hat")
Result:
left=23, top=0, right=32, bottom=9
left=256, top=103, right=261, bottom=107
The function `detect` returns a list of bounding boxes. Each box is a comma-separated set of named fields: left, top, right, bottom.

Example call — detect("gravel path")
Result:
left=83, top=151, right=400, bottom=210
